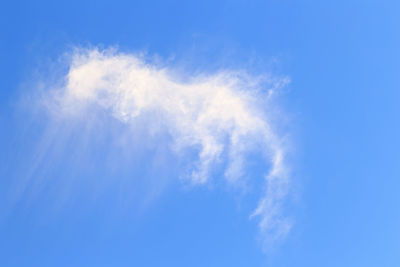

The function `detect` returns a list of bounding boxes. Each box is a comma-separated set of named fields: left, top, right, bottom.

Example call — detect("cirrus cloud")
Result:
left=39, top=47, right=292, bottom=247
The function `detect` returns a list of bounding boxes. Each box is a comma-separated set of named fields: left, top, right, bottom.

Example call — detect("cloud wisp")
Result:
left=40, top=47, right=291, bottom=247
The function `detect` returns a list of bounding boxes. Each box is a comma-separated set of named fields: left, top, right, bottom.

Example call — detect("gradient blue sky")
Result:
left=1, top=1, right=400, bottom=266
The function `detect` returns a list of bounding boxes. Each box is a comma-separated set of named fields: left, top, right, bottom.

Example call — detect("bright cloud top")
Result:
left=46, top=48, right=291, bottom=245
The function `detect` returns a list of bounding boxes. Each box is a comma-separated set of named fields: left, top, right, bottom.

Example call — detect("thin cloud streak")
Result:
left=42, top=47, right=292, bottom=245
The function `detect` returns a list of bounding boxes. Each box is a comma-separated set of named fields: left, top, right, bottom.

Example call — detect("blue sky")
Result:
left=1, top=1, right=400, bottom=266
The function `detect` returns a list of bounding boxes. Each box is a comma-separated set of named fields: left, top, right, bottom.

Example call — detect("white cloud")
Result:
left=43, top=47, right=291, bottom=246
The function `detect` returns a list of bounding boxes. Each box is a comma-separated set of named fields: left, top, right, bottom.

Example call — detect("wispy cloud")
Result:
left=38, top=47, right=291, bottom=247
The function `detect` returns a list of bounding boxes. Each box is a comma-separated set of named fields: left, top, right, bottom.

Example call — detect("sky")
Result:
left=0, top=0, right=399, bottom=266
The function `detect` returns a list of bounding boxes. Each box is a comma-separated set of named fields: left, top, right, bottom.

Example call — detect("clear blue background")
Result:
left=1, top=0, right=399, bottom=266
